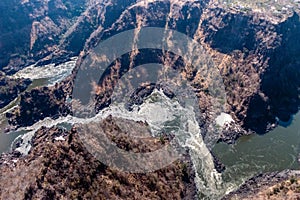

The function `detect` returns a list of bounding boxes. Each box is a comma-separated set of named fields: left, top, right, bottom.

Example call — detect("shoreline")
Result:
left=223, top=170, right=300, bottom=199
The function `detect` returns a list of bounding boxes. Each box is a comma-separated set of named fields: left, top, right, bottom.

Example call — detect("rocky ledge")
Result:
left=223, top=170, right=300, bottom=200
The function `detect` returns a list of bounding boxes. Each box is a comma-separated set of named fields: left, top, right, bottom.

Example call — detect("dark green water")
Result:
left=0, top=78, right=48, bottom=153
left=213, top=112, right=300, bottom=187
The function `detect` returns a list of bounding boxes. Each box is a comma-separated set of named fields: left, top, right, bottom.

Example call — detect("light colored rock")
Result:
left=216, top=113, right=234, bottom=127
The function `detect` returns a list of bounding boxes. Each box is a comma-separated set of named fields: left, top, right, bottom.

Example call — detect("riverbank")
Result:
left=223, top=170, right=300, bottom=199
left=0, top=72, right=31, bottom=109
left=0, top=0, right=300, bottom=199
left=0, top=122, right=197, bottom=199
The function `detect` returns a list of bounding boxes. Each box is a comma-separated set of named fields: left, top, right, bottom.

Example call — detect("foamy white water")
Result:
left=216, top=113, right=234, bottom=127
left=10, top=57, right=78, bottom=86
left=11, top=89, right=229, bottom=198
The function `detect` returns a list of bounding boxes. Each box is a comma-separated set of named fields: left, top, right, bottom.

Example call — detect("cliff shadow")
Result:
left=246, top=13, right=300, bottom=134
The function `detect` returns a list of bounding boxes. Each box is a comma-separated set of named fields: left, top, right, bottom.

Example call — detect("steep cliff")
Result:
left=0, top=0, right=86, bottom=74
left=5, top=0, right=300, bottom=139
left=1, top=1, right=300, bottom=199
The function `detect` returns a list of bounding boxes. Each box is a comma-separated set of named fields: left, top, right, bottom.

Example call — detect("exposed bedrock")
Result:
left=223, top=170, right=300, bottom=199
left=2, top=1, right=300, bottom=199
left=259, top=14, right=300, bottom=126
left=243, top=13, right=300, bottom=134
left=0, top=119, right=197, bottom=199
left=0, top=0, right=87, bottom=74
left=0, top=71, right=31, bottom=109
left=202, top=8, right=300, bottom=134
left=6, top=76, right=73, bottom=128
left=4, top=0, right=300, bottom=140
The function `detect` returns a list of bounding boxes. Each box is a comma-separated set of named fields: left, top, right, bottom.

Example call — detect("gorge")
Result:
left=0, top=0, right=300, bottom=199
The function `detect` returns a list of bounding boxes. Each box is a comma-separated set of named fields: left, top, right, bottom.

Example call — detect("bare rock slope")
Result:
left=0, top=117, right=196, bottom=199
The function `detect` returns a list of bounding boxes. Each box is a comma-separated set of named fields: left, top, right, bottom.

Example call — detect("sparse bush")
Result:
left=273, top=187, right=280, bottom=194
left=290, top=177, right=297, bottom=184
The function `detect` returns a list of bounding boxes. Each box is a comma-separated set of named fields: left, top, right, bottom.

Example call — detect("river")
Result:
left=0, top=58, right=77, bottom=154
left=0, top=58, right=299, bottom=198
left=213, top=112, right=300, bottom=190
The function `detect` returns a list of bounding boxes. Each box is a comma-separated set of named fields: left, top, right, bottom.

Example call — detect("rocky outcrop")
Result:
left=217, top=122, right=250, bottom=144
left=201, top=7, right=300, bottom=135
left=0, top=71, right=31, bottom=109
left=6, top=75, right=73, bottom=128
left=258, top=13, right=300, bottom=126
left=0, top=117, right=197, bottom=199
left=78, top=1, right=300, bottom=139
left=223, top=170, right=300, bottom=199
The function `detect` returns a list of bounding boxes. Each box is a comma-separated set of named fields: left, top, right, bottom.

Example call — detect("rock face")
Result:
left=0, top=0, right=86, bottom=74
left=259, top=14, right=300, bottom=125
left=3, top=0, right=300, bottom=139
left=0, top=71, right=31, bottom=109
left=6, top=75, right=73, bottom=128
left=201, top=7, right=300, bottom=134
left=1, top=1, right=300, bottom=198
left=0, top=118, right=197, bottom=199
left=223, top=170, right=300, bottom=200
left=88, top=1, right=298, bottom=138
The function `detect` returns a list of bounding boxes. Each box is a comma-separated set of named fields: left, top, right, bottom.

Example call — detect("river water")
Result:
left=0, top=58, right=77, bottom=154
left=0, top=78, right=48, bottom=153
left=213, top=112, right=300, bottom=189
left=0, top=58, right=299, bottom=198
